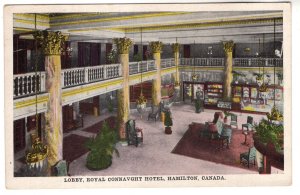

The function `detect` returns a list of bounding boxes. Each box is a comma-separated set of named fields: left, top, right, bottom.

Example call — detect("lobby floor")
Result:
left=68, top=103, right=266, bottom=176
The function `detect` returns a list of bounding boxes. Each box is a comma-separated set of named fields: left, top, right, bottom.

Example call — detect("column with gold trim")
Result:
left=172, top=43, right=180, bottom=87
left=114, top=38, right=132, bottom=140
left=150, top=41, right=163, bottom=106
left=34, top=31, right=66, bottom=170
left=223, top=41, right=234, bottom=100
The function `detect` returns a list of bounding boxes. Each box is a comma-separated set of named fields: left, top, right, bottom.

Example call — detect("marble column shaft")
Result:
left=150, top=41, right=163, bottom=106
left=34, top=31, right=66, bottom=168
left=114, top=38, right=132, bottom=140
left=223, top=41, right=234, bottom=100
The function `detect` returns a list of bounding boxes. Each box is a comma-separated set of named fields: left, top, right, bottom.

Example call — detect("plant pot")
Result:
left=165, top=127, right=172, bottom=134
left=86, top=154, right=112, bottom=171
left=195, top=109, right=201, bottom=113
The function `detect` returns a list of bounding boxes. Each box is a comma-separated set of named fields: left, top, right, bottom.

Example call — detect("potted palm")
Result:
left=253, top=119, right=284, bottom=152
left=164, top=110, right=173, bottom=134
left=85, top=121, right=119, bottom=170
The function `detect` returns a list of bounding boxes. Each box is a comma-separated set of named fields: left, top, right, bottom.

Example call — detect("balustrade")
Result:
left=180, top=58, right=224, bottom=66
left=161, top=58, right=175, bottom=69
left=233, top=58, right=283, bottom=67
left=13, top=72, right=46, bottom=98
left=129, top=60, right=157, bottom=75
left=15, top=57, right=281, bottom=99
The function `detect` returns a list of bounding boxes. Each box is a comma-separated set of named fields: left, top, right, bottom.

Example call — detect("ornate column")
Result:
left=114, top=38, right=132, bottom=140
left=172, top=43, right=180, bottom=87
left=223, top=41, right=234, bottom=100
left=150, top=41, right=163, bottom=106
left=34, top=31, right=66, bottom=169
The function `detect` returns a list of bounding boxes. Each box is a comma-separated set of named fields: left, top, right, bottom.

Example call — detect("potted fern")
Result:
left=85, top=121, right=119, bottom=170
left=254, top=119, right=284, bottom=152
left=164, top=110, right=173, bottom=134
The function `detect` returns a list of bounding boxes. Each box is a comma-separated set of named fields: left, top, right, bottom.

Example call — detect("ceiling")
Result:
left=14, top=11, right=283, bottom=44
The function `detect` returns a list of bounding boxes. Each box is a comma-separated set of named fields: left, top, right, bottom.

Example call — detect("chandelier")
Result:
left=136, top=28, right=147, bottom=116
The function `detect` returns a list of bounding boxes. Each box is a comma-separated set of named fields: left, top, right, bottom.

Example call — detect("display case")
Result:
left=182, top=81, right=204, bottom=103
left=232, top=83, right=284, bottom=113
left=204, top=82, right=223, bottom=107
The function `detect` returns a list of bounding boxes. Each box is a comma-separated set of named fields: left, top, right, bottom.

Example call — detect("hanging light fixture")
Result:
left=26, top=14, right=48, bottom=165
left=136, top=28, right=147, bottom=116
left=258, top=34, right=268, bottom=93
left=191, top=40, right=198, bottom=81
left=174, top=37, right=180, bottom=89
left=267, top=18, right=283, bottom=121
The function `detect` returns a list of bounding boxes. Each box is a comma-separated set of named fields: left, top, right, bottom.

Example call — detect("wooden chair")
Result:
left=240, top=147, right=256, bottom=168
left=242, top=116, right=254, bottom=131
left=52, top=160, right=68, bottom=176
left=126, top=120, right=143, bottom=147
left=148, top=105, right=160, bottom=122
left=230, top=113, right=238, bottom=129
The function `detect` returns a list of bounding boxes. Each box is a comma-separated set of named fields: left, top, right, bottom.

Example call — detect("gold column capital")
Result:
left=223, top=41, right=234, bottom=53
left=113, top=37, right=133, bottom=54
left=34, top=30, right=67, bottom=55
left=171, top=43, right=180, bottom=53
left=150, top=41, right=163, bottom=53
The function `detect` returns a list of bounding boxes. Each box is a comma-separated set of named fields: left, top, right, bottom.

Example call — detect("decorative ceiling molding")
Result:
left=116, top=17, right=283, bottom=33
left=50, top=12, right=188, bottom=27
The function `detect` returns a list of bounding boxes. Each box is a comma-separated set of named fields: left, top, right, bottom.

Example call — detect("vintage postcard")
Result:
left=4, top=2, right=292, bottom=188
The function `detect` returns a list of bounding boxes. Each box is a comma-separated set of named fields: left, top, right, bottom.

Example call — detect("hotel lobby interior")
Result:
left=12, top=10, right=285, bottom=177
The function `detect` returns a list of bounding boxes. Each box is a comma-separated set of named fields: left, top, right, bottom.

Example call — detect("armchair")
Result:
left=148, top=105, right=161, bottom=122
left=242, top=116, right=254, bottom=131
left=126, top=120, right=143, bottom=147
left=240, top=147, right=256, bottom=168
left=230, top=113, right=238, bottom=130
left=206, top=119, right=232, bottom=149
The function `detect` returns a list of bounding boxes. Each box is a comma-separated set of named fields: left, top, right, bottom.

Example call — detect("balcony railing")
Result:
left=61, top=63, right=121, bottom=88
left=161, top=58, right=175, bottom=68
left=180, top=58, right=224, bottom=66
left=13, top=72, right=46, bottom=98
left=233, top=58, right=283, bottom=67
left=129, top=60, right=156, bottom=75
left=14, top=57, right=282, bottom=99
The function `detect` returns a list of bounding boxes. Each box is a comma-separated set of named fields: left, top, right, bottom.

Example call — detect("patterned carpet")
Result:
left=171, top=123, right=257, bottom=172
left=63, top=134, right=89, bottom=163
left=82, top=116, right=116, bottom=134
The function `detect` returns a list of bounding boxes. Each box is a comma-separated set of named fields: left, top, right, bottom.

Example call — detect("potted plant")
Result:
left=254, top=119, right=284, bottom=152
left=106, top=49, right=118, bottom=64
left=232, top=71, right=245, bottom=84
left=85, top=121, right=119, bottom=170
left=253, top=72, right=265, bottom=86
left=136, top=92, right=147, bottom=112
left=164, top=110, right=173, bottom=134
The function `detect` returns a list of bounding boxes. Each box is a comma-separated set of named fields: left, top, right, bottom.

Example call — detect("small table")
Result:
left=241, top=131, right=250, bottom=146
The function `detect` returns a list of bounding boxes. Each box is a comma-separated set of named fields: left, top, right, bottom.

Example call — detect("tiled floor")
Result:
left=68, top=103, right=266, bottom=176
